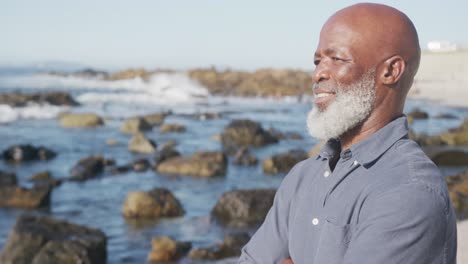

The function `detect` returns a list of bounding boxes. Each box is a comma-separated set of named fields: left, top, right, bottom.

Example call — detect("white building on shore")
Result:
left=427, top=41, right=457, bottom=52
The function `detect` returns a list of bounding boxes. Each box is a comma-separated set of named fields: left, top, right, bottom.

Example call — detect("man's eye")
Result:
left=332, top=57, right=342, bottom=61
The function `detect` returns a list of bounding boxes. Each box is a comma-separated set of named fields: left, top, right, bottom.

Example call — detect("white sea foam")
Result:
left=75, top=73, right=210, bottom=106
left=0, top=103, right=68, bottom=124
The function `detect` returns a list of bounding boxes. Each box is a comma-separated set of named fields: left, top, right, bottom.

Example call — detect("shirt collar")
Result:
left=317, top=116, right=409, bottom=166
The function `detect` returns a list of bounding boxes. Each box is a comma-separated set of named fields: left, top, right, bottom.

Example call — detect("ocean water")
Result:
left=0, top=68, right=467, bottom=263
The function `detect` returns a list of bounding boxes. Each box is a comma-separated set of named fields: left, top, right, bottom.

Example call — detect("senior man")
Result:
left=238, top=3, right=457, bottom=264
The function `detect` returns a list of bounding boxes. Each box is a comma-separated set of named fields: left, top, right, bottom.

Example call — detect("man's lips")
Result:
left=313, top=90, right=336, bottom=106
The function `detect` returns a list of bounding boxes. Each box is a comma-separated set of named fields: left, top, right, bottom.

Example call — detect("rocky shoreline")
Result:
left=0, top=71, right=467, bottom=262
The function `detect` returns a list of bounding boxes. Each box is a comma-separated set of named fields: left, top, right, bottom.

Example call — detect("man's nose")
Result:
left=312, top=63, right=330, bottom=84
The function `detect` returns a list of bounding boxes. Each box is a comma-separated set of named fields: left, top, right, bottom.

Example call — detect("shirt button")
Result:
left=323, top=170, right=330, bottom=177
left=353, top=160, right=359, bottom=166
left=312, top=218, right=319, bottom=225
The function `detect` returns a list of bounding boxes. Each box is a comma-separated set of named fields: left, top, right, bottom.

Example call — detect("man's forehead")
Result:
left=315, top=21, right=363, bottom=54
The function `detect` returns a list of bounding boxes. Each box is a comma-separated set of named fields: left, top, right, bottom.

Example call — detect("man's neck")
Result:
left=339, top=113, right=402, bottom=151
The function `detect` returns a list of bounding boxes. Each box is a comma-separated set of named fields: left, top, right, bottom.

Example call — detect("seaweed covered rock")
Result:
left=212, top=189, right=276, bottom=226
left=0, top=214, right=107, bottom=264
left=2, top=144, right=56, bottom=163
left=69, top=155, right=111, bottom=181
left=221, top=119, right=278, bottom=154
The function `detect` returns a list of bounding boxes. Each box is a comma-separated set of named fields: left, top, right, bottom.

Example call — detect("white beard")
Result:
left=307, top=70, right=376, bottom=141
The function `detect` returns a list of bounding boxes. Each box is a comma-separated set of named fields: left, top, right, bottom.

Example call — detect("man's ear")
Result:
left=380, top=55, right=406, bottom=85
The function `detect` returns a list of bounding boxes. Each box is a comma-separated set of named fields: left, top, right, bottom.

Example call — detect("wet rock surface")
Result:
left=2, top=144, right=56, bottom=163
left=0, top=171, right=17, bottom=186
left=233, top=147, right=258, bottom=166
left=447, top=170, right=468, bottom=220
left=221, top=119, right=278, bottom=154
left=188, top=233, right=250, bottom=260
left=263, top=149, right=308, bottom=174
left=128, top=132, right=157, bottom=154
left=0, top=214, right=107, bottom=264
left=407, top=108, right=429, bottom=120
left=189, top=68, right=312, bottom=97
left=28, top=171, right=62, bottom=189
left=59, top=113, right=104, bottom=128
left=122, top=188, right=184, bottom=219
left=430, top=150, right=468, bottom=166
left=120, top=117, right=152, bottom=134
left=156, top=151, right=227, bottom=177
left=160, top=123, right=186, bottom=133
left=147, top=236, right=191, bottom=263
left=0, top=92, right=79, bottom=107
left=154, top=146, right=181, bottom=166
left=0, top=185, right=51, bottom=209
left=69, top=155, right=110, bottom=181
left=212, top=189, right=276, bottom=226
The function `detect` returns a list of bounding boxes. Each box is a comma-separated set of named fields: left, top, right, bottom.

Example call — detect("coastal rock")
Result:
left=122, top=188, right=184, bottom=219
left=439, top=131, right=468, bottom=146
left=160, top=123, right=186, bottom=133
left=221, top=119, right=278, bottom=154
left=263, top=149, right=308, bottom=174
left=0, top=214, right=106, bottom=264
left=211, top=189, right=276, bottom=226
left=267, top=128, right=304, bottom=140
left=120, top=117, right=152, bottom=134
left=0, top=186, right=51, bottom=208
left=188, top=68, right=312, bottom=97
left=188, top=233, right=250, bottom=260
left=233, top=147, right=258, bottom=166
left=410, top=132, right=444, bottom=146
left=132, top=159, right=151, bottom=172
left=0, top=171, right=17, bottom=186
left=434, top=113, right=458, bottom=119
left=147, top=236, right=191, bottom=263
left=106, top=68, right=152, bottom=81
left=447, top=170, right=468, bottom=219
left=110, top=165, right=132, bottom=175
left=128, top=132, right=157, bottom=154
left=189, top=68, right=249, bottom=95
left=59, top=113, right=104, bottom=128
left=160, top=140, right=178, bottom=150
left=154, top=147, right=181, bottom=166
left=156, top=151, right=227, bottom=177
left=142, top=112, right=167, bottom=126
left=2, top=144, right=56, bottom=163
left=69, top=155, right=108, bottom=181
left=28, top=171, right=62, bottom=189
left=407, top=108, right=429, bottom=120
left=70, top=68, right=109, bottom=79
left=0, top=92, right=79, bottom=107
left=430, top=150, right=468, bottom=166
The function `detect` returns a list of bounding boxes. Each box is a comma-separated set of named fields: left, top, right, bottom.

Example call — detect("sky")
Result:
left=1, top=0, right=468, bottom=70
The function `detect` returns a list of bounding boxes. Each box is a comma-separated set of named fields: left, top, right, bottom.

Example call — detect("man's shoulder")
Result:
left=370, top=137, right=450, bottom=206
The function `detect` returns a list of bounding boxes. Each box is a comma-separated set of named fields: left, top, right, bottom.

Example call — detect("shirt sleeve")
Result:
left=238, top=163, right=302, bottom=264
left=343, top=182, right=456, bottom=264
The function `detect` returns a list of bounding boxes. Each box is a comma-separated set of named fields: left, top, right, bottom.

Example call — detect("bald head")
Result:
left=323, top=3, right=420, bottom=91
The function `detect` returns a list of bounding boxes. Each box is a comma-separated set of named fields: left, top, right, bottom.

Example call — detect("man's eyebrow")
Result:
left=314, top=48, right=337, bottom=57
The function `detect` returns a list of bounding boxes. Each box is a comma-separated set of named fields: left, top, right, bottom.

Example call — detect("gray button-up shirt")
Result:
left=239, top=116, right=457, bottom=264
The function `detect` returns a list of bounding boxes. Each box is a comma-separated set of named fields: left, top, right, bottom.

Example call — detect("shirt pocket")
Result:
left=312, top=219, right=353, bottom=264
